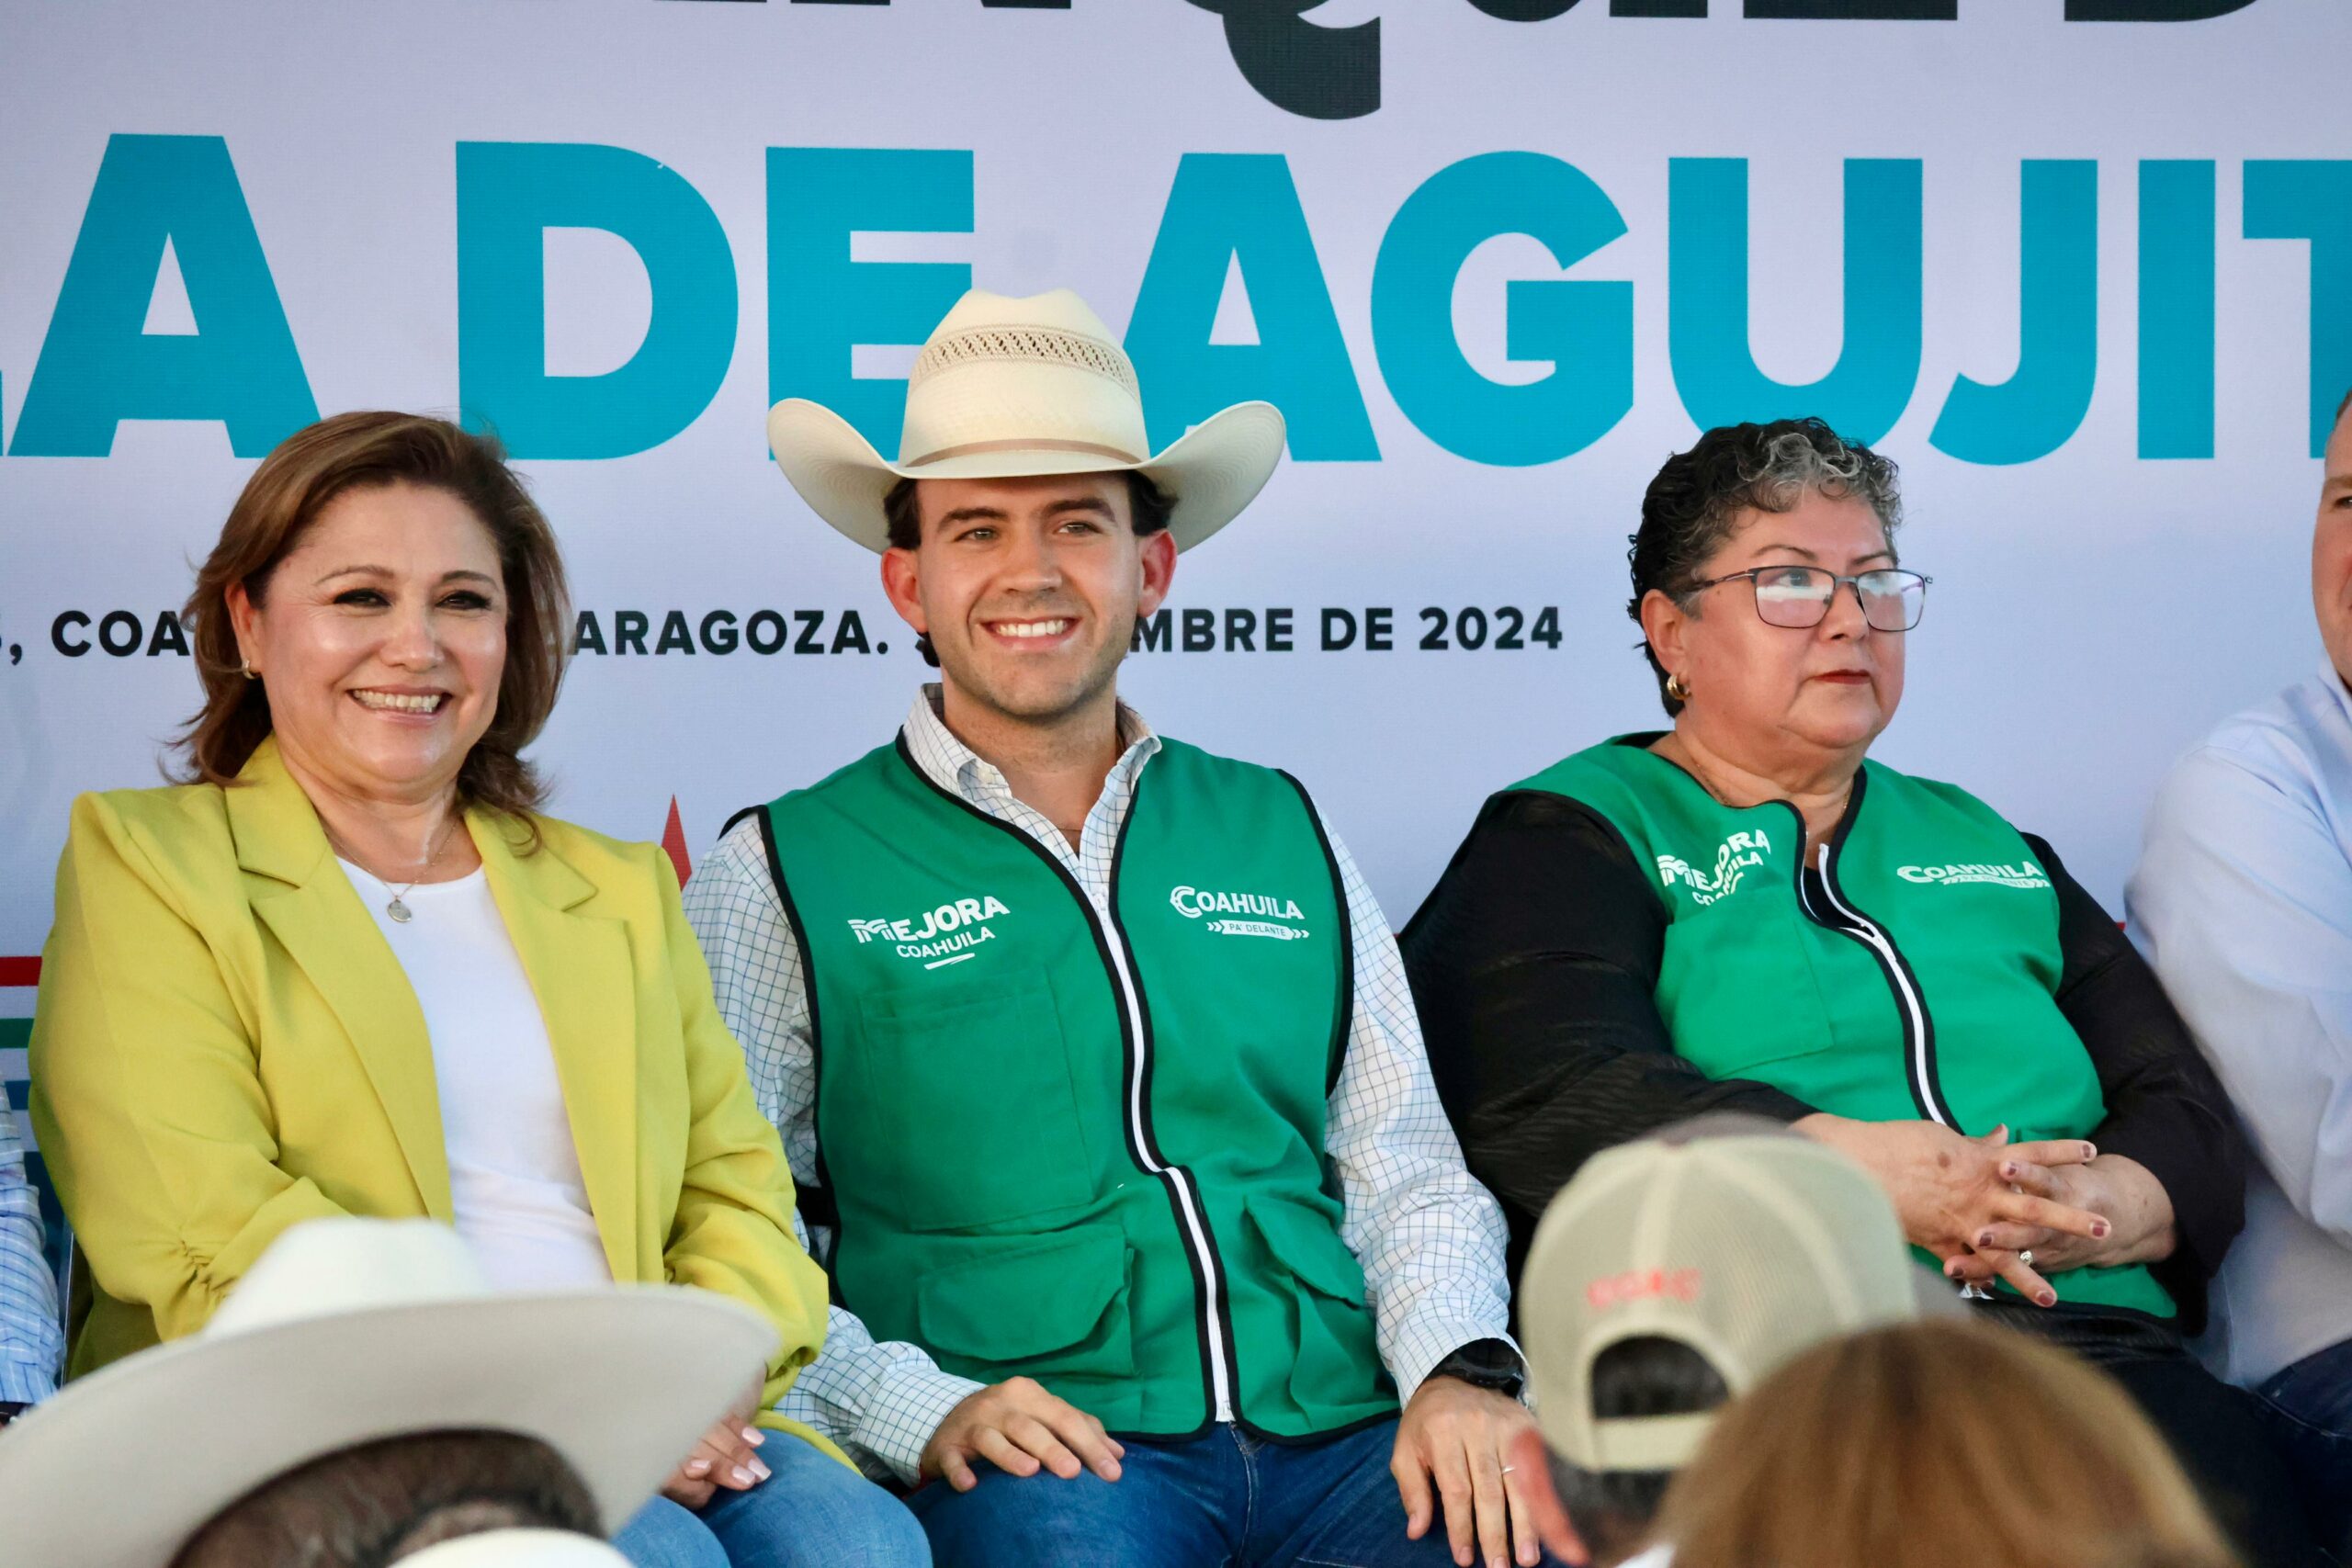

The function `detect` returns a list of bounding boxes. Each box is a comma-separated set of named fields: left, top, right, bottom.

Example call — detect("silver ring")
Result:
left=2019, top=1250, right=2035, bottom=1267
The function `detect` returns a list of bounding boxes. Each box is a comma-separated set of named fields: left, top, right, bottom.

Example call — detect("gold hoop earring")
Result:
left=1666, top=671, right=1691, bottom=703
left=239, top=657, right=259, bottom=681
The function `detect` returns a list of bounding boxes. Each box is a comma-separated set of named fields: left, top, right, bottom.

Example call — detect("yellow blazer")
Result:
left=29, top=739, right=846, bottom=1463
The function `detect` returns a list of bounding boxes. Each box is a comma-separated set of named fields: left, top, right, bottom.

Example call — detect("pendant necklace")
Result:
left=385, top=815, right=460, bottom=922
left=342, top=815, right=460, bottom=924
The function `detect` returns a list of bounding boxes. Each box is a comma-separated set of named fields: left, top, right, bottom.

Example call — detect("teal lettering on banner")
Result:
left=2245, top=161, right=2352, bottom=458
left=768, top=147, right=973, bottom=457
left=11, top=135, right=315, bottom=458
left=1126, top=153, right=1377, bottom=461
left=1930, top=161, right=2098, bottom=466
left=2139, top=161, right=2217, bottom=460
left=1667, top=158, right=1923, bottom=444
left=457, top=142, right=736, bottom=459
left=1371, top=153, right=1633, bottom=466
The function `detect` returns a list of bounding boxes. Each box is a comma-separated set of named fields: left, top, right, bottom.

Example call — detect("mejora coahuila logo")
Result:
left=848, top=895, right=1012, bottom=969
left=1655, top=828, right=1771, bottom=908
left=1169, top=886, right=1311, bottom=941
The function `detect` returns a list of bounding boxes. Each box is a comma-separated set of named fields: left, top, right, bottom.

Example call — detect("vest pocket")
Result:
left=1245, top=1194, right=1379, bottom=1416
left=854, top=976, right=1094, bottom=1231
left=915, top=1224, right=1136, bottom=1385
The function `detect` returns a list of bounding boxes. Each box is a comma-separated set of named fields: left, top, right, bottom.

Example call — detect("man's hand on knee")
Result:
left=1392, top=1376, right=1543, bottom=1568
left=920, top=1377, right=1127, bottom=1494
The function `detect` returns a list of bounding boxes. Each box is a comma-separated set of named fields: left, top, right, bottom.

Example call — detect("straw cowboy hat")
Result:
left=767, top=288, right=1287, bottom=553
left=0, top=1218, right=778, bottom=1568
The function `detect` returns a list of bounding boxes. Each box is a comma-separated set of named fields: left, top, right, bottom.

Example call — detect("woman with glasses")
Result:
left=1404, top=418, right=2322, bottom=1568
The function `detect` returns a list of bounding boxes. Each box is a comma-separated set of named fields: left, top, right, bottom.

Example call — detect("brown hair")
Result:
left=881, top=469, right=1174, bottom=666
left=1656, top=1321, right=2234, bottom=1568
left=881, top=468, right=1173, bottom=552
left=176, top=412, right=571, bottom=821
left=169, top=1429, right=600, bottom=1568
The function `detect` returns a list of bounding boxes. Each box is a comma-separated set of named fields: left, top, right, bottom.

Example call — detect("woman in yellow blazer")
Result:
left=28, top=412, right=929, bottom=1568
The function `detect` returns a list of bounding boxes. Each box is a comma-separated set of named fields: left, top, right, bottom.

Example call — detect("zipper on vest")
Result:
left=888, top=735, right=1237, bottom=1427
left=1086, top=886, right=1238, bottom=1426
left=1804, top=843, right=1956, bottom=1127
left=1799, top=831, right=1984, bottom=1296
left=1786, top=784, right=1960, bottom=1130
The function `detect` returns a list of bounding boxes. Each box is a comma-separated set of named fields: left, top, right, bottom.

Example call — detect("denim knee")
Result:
left=612, top=1496, right=731, bottom=1568
left=703, top=1436, right=931, bottom=1567
left=909, top=1468, right=1157, bottom=1568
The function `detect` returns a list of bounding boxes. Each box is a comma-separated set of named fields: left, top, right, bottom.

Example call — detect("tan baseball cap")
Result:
left=1521, top=1121, right=1955, bottom=1473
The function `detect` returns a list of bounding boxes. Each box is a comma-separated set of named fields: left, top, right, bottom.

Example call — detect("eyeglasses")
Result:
left=1684, top=565, right=1932, bottom=633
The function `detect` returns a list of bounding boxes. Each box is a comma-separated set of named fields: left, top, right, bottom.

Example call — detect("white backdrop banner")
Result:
left=3, top=0, right=2348, bottom=965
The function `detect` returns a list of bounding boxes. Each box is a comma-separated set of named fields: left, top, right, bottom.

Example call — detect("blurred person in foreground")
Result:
left=1654, top=1319, right=2239, bottom=1568
left=1501, top=1117, right=1945, bottom=1567
left=2127, top=387, right=2352, bottom=1555
left=0, top=1217, right=774, bottom=1567
left=26, top=412, right=923, bottom=1567
left=1407, top=417, right=2322, bottom=1567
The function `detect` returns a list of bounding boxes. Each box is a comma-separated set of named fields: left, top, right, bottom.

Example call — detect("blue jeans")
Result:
left=1972, top=1296, right=2324, bottom=1568
left=2252, top=1337, right=2352, bottom=1560
left=613, top=1432, right=930, bottom=1568
left=906, top=1418, right=1471, bottom=1568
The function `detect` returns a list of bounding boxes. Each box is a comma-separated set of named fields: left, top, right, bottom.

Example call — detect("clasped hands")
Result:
left=1794, top=1113, right=2174, bottom=1305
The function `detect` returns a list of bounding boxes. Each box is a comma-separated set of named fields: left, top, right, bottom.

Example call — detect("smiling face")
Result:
left=227, top=481, right=508, bottom=807
left=879, top=472, right=1175, bottom=733
left=2312, top=407, right=2352, bottom=684
left=1642, top=488, right=1906, bottom=771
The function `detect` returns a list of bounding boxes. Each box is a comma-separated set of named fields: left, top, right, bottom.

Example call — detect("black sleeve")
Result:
left=1402, top=791, right=1818, bottom=1258
left=2025, top=832, right=2246, bottom=1330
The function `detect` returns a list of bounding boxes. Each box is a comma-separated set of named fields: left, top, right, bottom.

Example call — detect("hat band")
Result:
left=903, top=436, right=1145, bottom=469
left=1589, top=1410, right=1719, bottom=1472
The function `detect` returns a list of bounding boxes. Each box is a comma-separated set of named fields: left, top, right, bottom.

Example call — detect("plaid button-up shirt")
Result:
left=1, top=1102, right=61, bottom=1406
left=683, top=687, right=1513, bottom=1481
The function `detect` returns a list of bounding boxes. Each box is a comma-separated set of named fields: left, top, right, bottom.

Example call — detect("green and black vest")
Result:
left=1516, top=739, right=2174, bottom=1319
left=755, top=733, right=1397, bottom=1438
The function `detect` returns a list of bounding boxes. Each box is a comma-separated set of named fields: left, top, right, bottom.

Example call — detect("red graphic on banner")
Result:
left=662, top=798, right=692, bottom=889
left=0, top=957, right=39, bottom=987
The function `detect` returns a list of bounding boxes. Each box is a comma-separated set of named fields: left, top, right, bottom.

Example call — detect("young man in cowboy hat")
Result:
left=684, top=288, right=1534, bottom=1568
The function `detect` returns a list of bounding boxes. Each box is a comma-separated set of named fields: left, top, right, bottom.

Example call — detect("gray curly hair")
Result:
left=1627, top=418, right=1904, bottom=716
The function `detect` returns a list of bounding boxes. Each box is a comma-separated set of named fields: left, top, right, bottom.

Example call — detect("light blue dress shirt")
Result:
left=0, top=1100, right=62, bottom=1405
left=2128, top=666, right=2352, bottom=1388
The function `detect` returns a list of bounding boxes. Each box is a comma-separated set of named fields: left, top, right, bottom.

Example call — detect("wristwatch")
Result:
left=1429, top=1337, right=1527, bottom=1400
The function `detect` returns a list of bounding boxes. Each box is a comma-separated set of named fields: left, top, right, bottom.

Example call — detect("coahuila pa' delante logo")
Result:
left=1169, top=886, right=1311, bottom=941
left=1655, top=829, right=1772, bottom=908
left=1896, top=863, right=2052, bottom=889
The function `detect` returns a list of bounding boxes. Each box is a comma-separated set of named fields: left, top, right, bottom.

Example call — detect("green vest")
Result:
left=1516, top=739, right=2174, bottom=1319
left=761, top=733, right=1397, bottom=1438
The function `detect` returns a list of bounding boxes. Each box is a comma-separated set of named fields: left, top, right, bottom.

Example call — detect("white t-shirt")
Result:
left=342, top=860, right=613, bottom=1292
